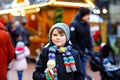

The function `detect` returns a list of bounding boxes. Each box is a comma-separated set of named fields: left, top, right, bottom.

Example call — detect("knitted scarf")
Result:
left=45, top=46, right=77, bottom=80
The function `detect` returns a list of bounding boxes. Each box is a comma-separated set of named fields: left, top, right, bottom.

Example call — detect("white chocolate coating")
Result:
left=47, top=60, right=56, bottom=69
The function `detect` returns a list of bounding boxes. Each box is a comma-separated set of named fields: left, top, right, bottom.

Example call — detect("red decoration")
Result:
left=93, top=31, right=100, bottom=42
left=93, top=30, right=102, bottom=46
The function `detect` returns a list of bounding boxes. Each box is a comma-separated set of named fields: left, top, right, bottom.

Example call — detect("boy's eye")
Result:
left=60, top=34, right=64, bottom=36
left=52, top=33, right=65, bottom=36
left=53, top=34, right=57, bottom=36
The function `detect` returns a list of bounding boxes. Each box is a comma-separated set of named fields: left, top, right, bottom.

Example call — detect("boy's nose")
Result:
left=56, top=36, right=60, bottom=39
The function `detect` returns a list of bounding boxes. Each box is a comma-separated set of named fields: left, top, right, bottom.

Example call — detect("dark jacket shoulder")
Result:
left=71, top=48, right=80, bottom=57
left=40, top=43, right=50, bottom=57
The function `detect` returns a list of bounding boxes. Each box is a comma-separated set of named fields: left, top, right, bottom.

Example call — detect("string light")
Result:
left=102, top=8, right=108, bottom=14
left=85, top=0, right=95, bottom=8
left=0, top=0, right=95, bottom=15
left=53, top=1, right=90, bottom=8
left=36, top=8, right=40, bottom=12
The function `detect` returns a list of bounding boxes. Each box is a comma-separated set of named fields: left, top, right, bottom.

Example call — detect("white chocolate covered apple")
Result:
left=47, top=60, right=56, bottom=69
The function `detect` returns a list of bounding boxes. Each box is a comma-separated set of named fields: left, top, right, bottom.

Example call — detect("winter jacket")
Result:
left=6, top=21, right=18, bottom=47
left=9, top=46, right=30, bottom=71
left=0, top=22, right=14, bottom=80
left=33, top=43, right=84, bottom=80
left=20, top=26, right=30, bottom=46
left=69, top=12, right=93, bottom=54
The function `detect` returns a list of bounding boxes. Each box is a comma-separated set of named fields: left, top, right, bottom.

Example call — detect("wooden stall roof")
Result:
left=56, top=0, right=85, bottom=3
left=50, top=0, right=95, bottom=8
left=0, top=0, right=95, bottom=14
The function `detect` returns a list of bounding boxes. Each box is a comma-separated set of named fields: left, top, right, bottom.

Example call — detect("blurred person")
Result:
left=20, top=22, right=30, bottom=46
left=69, top=7, right=94, bottom=80
left=0, top=18, right=7, bottom=25
left=33, top=23, right=84, bottom=80
left=0, top=21, right=14, bottom=80
left=14, top=21, right=30, bottom=46
left=6, top=20, right=18, bottom=47
left=9, top=41, right=30, bottom=80
left=6, top=20, right=19, bottom=80
left=13, top=21, right=22, bottom=46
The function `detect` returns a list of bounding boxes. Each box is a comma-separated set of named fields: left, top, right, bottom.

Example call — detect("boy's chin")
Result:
left=55, top=44, right=65, bottom=47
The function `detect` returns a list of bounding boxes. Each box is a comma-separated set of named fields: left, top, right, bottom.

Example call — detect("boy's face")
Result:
left=51, top=29, right=67, bottom=47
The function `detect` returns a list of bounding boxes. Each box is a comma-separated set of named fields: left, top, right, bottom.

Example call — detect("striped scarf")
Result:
left=45, top=46, right=77, bottom=80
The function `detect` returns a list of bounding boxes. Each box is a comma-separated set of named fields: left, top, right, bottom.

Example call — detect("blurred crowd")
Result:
left=0, top=19, right=30, bottom=80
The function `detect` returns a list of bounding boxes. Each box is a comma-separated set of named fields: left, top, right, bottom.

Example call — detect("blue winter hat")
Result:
left=49, top=23, right=70, bottom=41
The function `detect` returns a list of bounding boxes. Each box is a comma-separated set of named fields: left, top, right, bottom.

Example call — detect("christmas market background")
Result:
left=0, top=0, right=119, bottom=57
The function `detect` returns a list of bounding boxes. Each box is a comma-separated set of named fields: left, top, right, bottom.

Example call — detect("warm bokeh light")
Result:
left=53, top=1, right=90, bottom=8
left=85, top=0, right=95, bottom=8
left=36, top=8, right=40, bottom=12
left=102, top=8, right=108, bottom=14
left=93, top=9, right=100, bottom=14
left=11, top=11, right=21, bottom=16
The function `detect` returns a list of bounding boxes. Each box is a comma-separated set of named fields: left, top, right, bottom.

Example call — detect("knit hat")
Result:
left=16, top=41, right=25, bottom=48
left=49, top=23, right=70, bottom=41
left=79, top=7, right=90, bottom=18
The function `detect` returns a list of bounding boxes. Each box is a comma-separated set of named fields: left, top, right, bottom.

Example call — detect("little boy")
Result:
left=33, top=23, right=84, bottom=80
